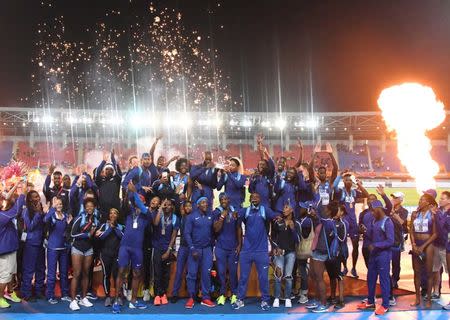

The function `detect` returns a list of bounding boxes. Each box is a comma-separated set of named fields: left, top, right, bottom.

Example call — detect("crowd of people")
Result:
left=0, top=136, right=449, bottom=315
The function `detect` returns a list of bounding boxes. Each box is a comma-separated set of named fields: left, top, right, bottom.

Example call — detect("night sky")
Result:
left=1, top=0, right=450, bottom=112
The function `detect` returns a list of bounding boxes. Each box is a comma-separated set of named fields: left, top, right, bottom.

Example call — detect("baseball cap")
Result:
left=423, top=189, right=437, bottom=199
left=390, top=191, right=405, bottom=200
left=371, top=200, right=383, bottom=209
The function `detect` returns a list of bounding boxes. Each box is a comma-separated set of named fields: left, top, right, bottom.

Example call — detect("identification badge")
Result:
left=21, top=232, right=27, bottom=242
left=320, top=190, right=329, bottom=206
left=133, top=221, right=138, bottom=229
left=162, top=227, right=166, bottom=235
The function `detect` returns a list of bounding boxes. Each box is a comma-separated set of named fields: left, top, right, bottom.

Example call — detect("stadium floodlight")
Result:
left=229, top=119, right=237, bottom=126
left=275, top=118, right=286, bottom=130
left=100, top=117, right=124, bottom=125
left=305, top=119, right=318, bottom=129
left=33, top=117, right=40, bottom=123
left=66, top=117, right=78, bottom=125
left=241, top=119, right=252, bottom=127
left=42, top=115, right=55, bottom=123
left=81, top=117, right=93, bottom=124
left=199, top=117, right=222, bottom=128
left=261, top=120, right=271, bottom=128
left=129, top=114, right=146, bottom=128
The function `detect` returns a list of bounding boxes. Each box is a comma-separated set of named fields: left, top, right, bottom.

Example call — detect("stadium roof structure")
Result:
left=0, top=107, right=449, bottom=141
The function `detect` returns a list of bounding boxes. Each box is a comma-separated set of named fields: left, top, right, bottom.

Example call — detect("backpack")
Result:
left=326, top=219, right=347, bottom=260
left=296, top=217, right=314, bottom=259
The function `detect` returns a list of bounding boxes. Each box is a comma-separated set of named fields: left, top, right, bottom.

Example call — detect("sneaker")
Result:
left=443, top=302, right=450, bottom=310
left=305, top=300, right=319, bottom=309
left=273, top=298, right=280, bottom=308
left=431, top=293, right=440, bottom=301
left=312, top=304, right=329, bottom=313
left=185, top=298, right=194, bottom=309
left=4, top=291, right=21, bottom=303
left=342, top=267, right=348, bottom=276
left=129, top=301, right=147, bottom=309
left=216, top=295, right=226, bottom=306
left=170, top=296, right=179, bottom=304
left=79, top=297, right=93, bottom=307
left=298, top=295, right=309, bottom=304
left=351, top=268, right=359, bottom=278
left=0, top=298, right=11, bottom=309
left=69, top=300, right=80, bottom=311
left=161, top=294, right=168, bottom=305
left=154, top=295, right=161, bottom=306
left=201, top=299, right=216, bottom=307
left=122, top=285, right=128, bottom=298
left=230, top=294, right=237, bottom=305
left=61, top=296, right=72, bottom=302
left=375, top=305, right=388, bottom=315
left=86, top=292, right=98, bottom=300
left=260, top=301, right=270, bottom=311
left=117, top=297, right=124, bottom=306
left=232, top=299, right=244, bottom=310
left=112, top=302, right=121, bottom=314
left=48, top=298, right=58, bottom=305
left=334, top=302, right=345, bottom=310
left=104, top=296, right=112, bottom=307
left=389, top=297, right=397, bottom=306
left=285, top=299, right=292, bottom=308
left=143, top=289, right=151, bottom=302
left=357, top=302, right=375, bottom=309
left=361, top=297, right=368, bottom=303
left=76, top=294, right=81, bottom=301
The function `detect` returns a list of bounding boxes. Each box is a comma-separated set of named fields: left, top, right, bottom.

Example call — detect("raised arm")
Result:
left=294, top=138, right=304, bottom=168
left=329, top=147, right=339, bottom=185
left=149, top=136, right=161, bottom=160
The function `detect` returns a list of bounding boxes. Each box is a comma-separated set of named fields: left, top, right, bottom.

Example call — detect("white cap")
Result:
left=391, top=191, right=405, bottom=200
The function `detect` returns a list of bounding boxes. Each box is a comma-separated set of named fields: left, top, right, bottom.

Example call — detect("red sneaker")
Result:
left=201, top=299, right=216, bottom=308
left=154, top=296, right=161, bottom=306
left=161, top=294, right=168, bottom=305
left=375, top=305, right=388, bottom=315
left=185, top=298, right=194, bottom=309
left=357, top=302, right=375, bottom=310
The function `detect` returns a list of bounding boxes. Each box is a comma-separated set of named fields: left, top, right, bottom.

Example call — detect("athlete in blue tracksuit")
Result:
left=44, top=198, right=72, bottom=303
left=216, top=157, right=247, bottom=209
left=249, top=159, right=274, bottom=209
left=190, top=152, right=218, bottom=208
left=0, top=192, right=24, bottom=307
left=233, top=193, right=280, bottom=311
left=334, top=173, right=369, bottom=277
left=212, top=193, right=242, bottom=305
left=151, top=198, right=179, bottom=304
left=273, top=167, right=298, bottom=214
left=358, top=200, right=394, bottom=314
left=113, top=183, right=152, bottom=313
left=69, top=173, right=98, bottom=216
left=21, top=190, right=46, bottom=301
left=121, top=153, right=159, bottom=199
left=184, top=197, right=215, bottom=308
left=171, top=201, right=193, bottom=303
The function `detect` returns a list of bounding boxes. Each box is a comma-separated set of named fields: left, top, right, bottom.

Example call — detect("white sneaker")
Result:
left=126, top=290, right=132, bottom=302
left=298, top=295, right=308, bottom=304
left=69, top=300, right=80, bottom=311
left=78, top=297, right=93, bottom=307
left=273, top=298, right=280, bottom=308
left=143, top=289, right=151, bottom=302
left=285, top=299, right=292, bottom=308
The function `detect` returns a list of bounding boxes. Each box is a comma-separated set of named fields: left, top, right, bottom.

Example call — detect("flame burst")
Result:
left=378, top=83, right=446, bottom=192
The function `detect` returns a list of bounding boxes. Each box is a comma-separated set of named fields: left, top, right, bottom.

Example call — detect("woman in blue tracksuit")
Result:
left=212, top=193, right=242, bottom=306
left=357, top=200, right=394, bottom=315
left=172, top=157, right=192, bottom=205
left=96, top=208, right=123, bottom=307
left=171, top=200, right=193, bottom=303
left=274, top=167, right=298, bottom=214
left=21, top=190, right=46, bottom=302
left=232, top=193, right=279, bottom=311
left=44, top=197, right=72, bottom=304
left=217, top=157, right=247, bottom=209
left=0, top=189, right=25, bottom=309
left=70, top=172, right=98, bottom=216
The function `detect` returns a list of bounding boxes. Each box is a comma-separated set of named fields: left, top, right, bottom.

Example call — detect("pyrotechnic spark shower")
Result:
left=377, top=83, right=446, bottom=192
